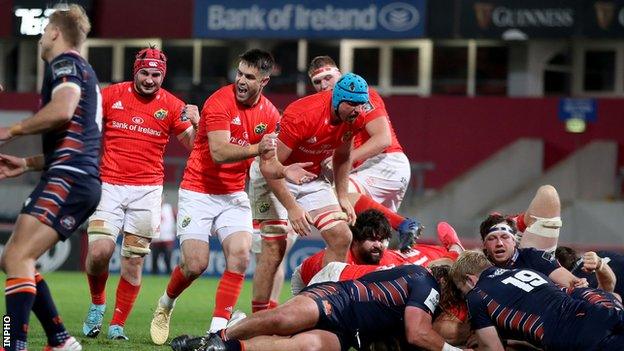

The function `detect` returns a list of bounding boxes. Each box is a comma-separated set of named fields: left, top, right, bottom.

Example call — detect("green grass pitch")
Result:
left=0, top=271, right=292, bottom=351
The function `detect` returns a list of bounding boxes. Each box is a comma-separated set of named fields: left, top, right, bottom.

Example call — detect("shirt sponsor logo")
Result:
left=132, top=116, right=144, bottom=124
left=154, top=109, right=168, bottom=120
left=112, top=101, right=124, bottom=110
left=306, top=136, right=317, bottom=143
left=232, top=116, right=242, bottom=125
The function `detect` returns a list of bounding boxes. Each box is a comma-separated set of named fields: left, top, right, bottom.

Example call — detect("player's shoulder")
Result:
left=103, top=81, right=131, bottom=96
left=287, top=90, right=330, bottom=114
left=157, top=87, right=185, bottom=107
left=203, top=84, right=235, bottom=109
left=258, top=94, right=280, bottom=117
left=50, top=52, right=84, bottom=80
left=519, top=247, right=557, bottom=263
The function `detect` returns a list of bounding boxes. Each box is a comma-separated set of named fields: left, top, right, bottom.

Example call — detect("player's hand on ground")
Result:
left=284, top=162, right=316, bottom=185
left=338, top=196, right=356, bottom=225
left=182, top=104, right=199, bottom=129
left=288, top=204, right=313, bottom=236
left=582, top=251, right=602, bottom=272
left=0, top=154, right=27, bottom=179
left=258, top=133, right=277, bottom=155
left=0, top=84, right=4, bottom=92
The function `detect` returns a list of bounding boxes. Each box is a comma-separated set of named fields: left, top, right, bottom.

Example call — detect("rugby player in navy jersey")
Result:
left=171, top=265, right=471, bottom=351
left=480, top=213, right=588, bottom=289
left=557, top=246, right=621, bottom=296
left=0, top=4, right=101, bottom=351
left=451, top=250, right=624, bottom=350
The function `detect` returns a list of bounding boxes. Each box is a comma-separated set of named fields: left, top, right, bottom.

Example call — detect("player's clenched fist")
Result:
left=182, top=104, right=199, bottom=129
left=258, top=132, right=277, bottom=154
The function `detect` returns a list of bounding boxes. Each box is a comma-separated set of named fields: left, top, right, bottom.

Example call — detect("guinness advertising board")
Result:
left=459, top=0, right=580, bottom=39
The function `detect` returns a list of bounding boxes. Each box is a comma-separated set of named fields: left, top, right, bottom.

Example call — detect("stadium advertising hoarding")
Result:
left=459, top=0, right=581, bottom=39
left=110, top=237, right=326, bottom=278
left=12, top=0, right=93, bottom=37
left=193, top=0, right=427, bottom=39
left=583, top=0, right=624, bottom=37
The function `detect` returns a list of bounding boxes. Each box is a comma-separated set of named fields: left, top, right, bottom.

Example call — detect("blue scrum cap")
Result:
left=331, top=73, right=369, bottom=111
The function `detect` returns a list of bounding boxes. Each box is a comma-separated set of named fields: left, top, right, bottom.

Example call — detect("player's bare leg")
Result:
left=2, top=215, right=77, bottom=351
left=227, top=295, right=320, bottom=340
left=519, top=185, right=561, bottom=252
left=310, top=205, right=352, bottom=266
left=252, top=237, right=286, bottom=312
left=151, top=239, right=209, bottom=345
left=83, top=220, right=117, bottom=337
left=209, top=231, right=252, bottom=332
left=268, top=235, right=295, bottom=305
left=240, top=330, right=341, bottom=351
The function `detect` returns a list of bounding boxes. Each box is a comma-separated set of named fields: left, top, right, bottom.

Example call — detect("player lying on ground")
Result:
left=450, top=250, right=624, bottom=350
left=171, top=265, right=471, bottom=351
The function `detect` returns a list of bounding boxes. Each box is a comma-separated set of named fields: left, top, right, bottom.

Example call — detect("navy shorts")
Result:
left=301, top=282, right=391, bottom=351
left=21, top=168, right=101, bottom=240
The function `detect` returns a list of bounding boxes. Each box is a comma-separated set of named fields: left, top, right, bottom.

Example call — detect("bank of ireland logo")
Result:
left=257, top=202, right=270, bottom=214
left=379, top=2, right=420, bottom=32
left=254, top=122, right=267, bottom=134
left=180, top=216, right=191, bottom=228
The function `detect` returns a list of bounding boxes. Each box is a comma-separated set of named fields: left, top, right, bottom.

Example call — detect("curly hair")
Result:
left=350, top=209, right=392, bottom=243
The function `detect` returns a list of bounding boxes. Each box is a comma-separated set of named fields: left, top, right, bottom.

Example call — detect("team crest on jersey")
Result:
left=254, top=123, right=268, bottom=134
left=362, top=102, right=375, bottom=113
left=60, top=216, right=76, bottom=230
left=341, top=130, right=353, bottom=143
left=154, top=109, right=168, bottom=120
left=257, top=202, right=270, bottom=213
left=180, top=216, right=191, bottom=228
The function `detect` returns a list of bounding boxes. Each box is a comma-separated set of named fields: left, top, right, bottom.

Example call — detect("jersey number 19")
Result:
left=502, top=270, right=547, bottom=292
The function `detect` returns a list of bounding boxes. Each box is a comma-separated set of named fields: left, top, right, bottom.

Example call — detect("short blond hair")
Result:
left=449, top=250, right=492, bottom=287
left=48, top=4, right=91, bottom=48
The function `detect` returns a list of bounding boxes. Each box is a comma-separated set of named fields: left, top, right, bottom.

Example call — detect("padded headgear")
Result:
left=331, top=73, right=369, bottom=111
left=133, top=47, right=167, bottom=77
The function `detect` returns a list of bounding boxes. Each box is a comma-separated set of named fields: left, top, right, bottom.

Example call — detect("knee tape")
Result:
left=121, top=236, right=151, bottom=258
left=87, top=221, right=118, bottom=243
left=259, top=220, right=289, bottom=240
left=313, top=211, right=348, bottom=232
left=526, top=216, right=562, bottom=239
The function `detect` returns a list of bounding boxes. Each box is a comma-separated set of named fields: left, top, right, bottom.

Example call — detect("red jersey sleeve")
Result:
left=300, top=250, right=325, bottom=286
left=360, top=89, right=388, bottom=124
left=202, top=92, right=232, bottom=132
left=168, top=97, right=192, bottom=136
